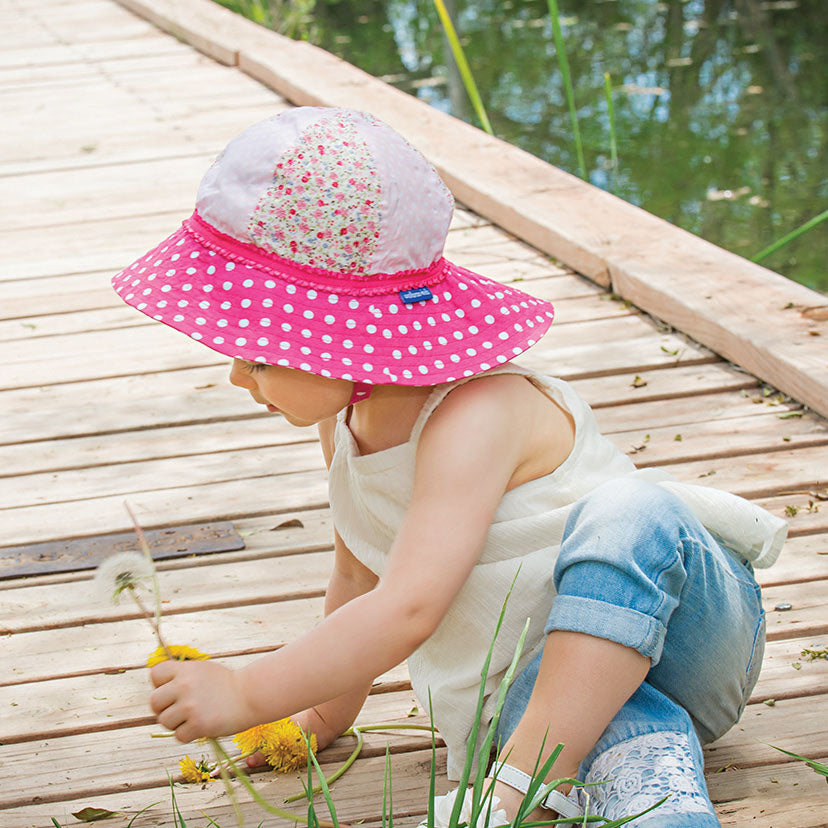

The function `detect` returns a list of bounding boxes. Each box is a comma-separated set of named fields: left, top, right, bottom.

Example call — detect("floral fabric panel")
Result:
left=248, top=114, right=382, bottom=273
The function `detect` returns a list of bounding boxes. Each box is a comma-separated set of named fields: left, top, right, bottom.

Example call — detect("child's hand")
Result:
left=149, top=659, right=254, bottom=743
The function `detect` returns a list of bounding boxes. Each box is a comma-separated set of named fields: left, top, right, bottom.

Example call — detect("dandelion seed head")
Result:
left=94, top=551, right=154, bottom=604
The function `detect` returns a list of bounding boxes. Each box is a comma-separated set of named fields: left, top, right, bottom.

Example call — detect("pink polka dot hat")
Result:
left=113, top=107, right=555, bottom=385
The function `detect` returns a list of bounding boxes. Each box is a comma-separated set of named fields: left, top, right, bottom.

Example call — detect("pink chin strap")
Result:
left=348, top=381, right=373, bottom=405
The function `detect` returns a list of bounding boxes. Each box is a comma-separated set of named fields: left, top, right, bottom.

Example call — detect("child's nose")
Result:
left=229, top=359, right=254, bottom=389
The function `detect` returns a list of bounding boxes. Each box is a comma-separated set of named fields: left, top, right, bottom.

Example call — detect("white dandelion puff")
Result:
left=95, top=551, right=154, bottom=605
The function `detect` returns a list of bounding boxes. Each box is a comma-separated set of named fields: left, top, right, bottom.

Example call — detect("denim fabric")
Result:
left=495, top=479, right=766, bottom=827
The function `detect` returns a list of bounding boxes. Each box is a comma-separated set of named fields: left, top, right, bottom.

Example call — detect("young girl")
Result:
left=113, top=107, right=785, bottom=826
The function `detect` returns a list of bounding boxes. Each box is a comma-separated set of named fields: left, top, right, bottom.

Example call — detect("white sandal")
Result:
left=486, top=761, right=584, bottom=819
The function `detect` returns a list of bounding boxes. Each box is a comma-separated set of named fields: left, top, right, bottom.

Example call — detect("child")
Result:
left=113, top=107, right=785, bottom=826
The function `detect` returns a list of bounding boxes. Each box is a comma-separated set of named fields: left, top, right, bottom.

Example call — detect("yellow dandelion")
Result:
left=234, top=721, right=283, bottom=755
left=179, top=754, right=213, bottom=783
left=261, top=718, right=317, bottom=773
left=146, top=643, right=210, bottom=667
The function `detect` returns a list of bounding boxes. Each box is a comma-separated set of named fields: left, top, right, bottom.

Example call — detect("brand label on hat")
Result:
left=399, top=286, right=434, bottom=304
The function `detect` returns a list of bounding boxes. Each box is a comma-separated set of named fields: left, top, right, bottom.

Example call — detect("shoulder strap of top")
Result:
left=408, top=363, right=542, bottom=445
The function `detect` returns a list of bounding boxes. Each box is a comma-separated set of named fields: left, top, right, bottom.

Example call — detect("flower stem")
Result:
left=127, top=586, right=172, bottom=659
left=124, top=500, right=166, bottom=638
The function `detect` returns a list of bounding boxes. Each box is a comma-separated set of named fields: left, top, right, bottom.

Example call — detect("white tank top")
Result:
left=327, top=364, right=786, bottom=779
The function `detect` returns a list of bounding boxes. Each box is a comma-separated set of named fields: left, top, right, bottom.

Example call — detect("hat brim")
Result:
left=113, top=217, right=555, bottom=386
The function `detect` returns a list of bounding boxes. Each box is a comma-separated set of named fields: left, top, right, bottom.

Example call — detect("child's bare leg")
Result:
left=491, top=630, right=648, bottom=818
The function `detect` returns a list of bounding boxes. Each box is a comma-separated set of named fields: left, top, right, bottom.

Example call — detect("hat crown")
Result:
left=196, top=108, right=454, bottom=277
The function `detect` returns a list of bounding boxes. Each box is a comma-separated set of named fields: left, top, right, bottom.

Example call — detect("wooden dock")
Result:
left=1, top=0, right=827, bottom=825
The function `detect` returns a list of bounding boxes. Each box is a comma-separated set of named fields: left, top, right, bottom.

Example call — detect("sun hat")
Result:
left=113, top=107, right=555, bottom=385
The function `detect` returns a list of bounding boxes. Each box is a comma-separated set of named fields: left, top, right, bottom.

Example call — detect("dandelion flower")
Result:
left=179, top=754, right=214, bottom=783
left=94, top=551, right=154, bottom=605
left=262, top=719, right=317, bottom=772
left=147, top=643, right=211, bottom=667
left=234, top=718, right=317, bottom=772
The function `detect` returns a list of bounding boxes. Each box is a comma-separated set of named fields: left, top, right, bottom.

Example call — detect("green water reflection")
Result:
left=220, top=0, right=827, bottom=292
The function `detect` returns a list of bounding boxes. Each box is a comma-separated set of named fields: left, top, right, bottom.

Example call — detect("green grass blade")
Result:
left=448, top=572, right=522, bottom=827
left=751, top=208, right=828, bottom=263
left=126, top=802, right=161, bottom=828
left=168, top=773, right=189, bottom=828
left=51, top=820, right=63, bottom=828
left=432, top=0, right=493, bottom=135
left=768, top=744, right=828, bottom=778
left=546, top=0, right=585, bottom=178
left=305, top=732, right=340, bottom=828
left=603, top=72, right=618, bottom=177
left=427, top=691, right=437, bottom=828
left=285, top=726, right=365, bottom=803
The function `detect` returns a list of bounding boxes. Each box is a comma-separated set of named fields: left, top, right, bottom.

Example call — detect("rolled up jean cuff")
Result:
left=544, top=595, right=668, bottom=664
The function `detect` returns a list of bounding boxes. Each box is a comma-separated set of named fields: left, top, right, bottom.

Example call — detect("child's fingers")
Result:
left=149, top=680, right=178, bottom=716
left=149, top=659, right=178, bottom=687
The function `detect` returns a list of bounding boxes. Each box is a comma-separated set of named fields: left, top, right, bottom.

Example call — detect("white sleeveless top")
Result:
left=327, top=364, right=786, bottom=780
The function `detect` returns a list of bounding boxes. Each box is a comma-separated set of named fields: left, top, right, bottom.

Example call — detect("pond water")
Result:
left=220, top=0, right=826, bottom=293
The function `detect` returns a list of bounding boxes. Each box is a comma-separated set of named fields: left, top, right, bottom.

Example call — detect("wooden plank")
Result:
left=704, top=692, right=828, bottom=770
left=710, top=758, right=828, bottom=827
left=755, top=534, right=828, bottom=587
left=748, top=635, right=828, bottom=704
left=0, top=549, right=333, bottom=633
left=763, top=579, right=828, bottom=641
left=0, top=361, right=760, bottom=447
left=0, top=748, right=451, bottom=828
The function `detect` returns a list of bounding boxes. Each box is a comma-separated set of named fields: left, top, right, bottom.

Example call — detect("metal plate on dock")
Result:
left=0, top=521, right=245, bottom=580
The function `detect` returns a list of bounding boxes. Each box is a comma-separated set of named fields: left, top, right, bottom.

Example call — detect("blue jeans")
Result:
left=496, top=479, right=766, bottom=827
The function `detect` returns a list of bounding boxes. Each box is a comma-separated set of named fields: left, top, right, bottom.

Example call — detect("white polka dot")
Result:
left=483, top=341, right=493, bottom=349
left=302, top=329, right=312, bottom=339
left=485, top=315, right=495, bottom=324
left=220, top=301, right=231, bottom=310
left=498, top=331, right=509, bottom=340
left=325, top=314, right=336, bottom=324
left=364, top=344, right=375, bottom=354
left=303, top=310, right=314, bottom=320
left=278, top=358, right=290, bottom=366
left=349, top=299, right=359, bottom=309
left=286, top=284, right=297, bottom=294
left=453, top=331, right=463, bottom=340
left=443, top=291, right=452, bottom=301
left=207, top=266, right=216, bottom=275
left=455, top=309, right=465, bottom=318
left=434, top=359, right=445, bottom=369
left=398, top=325, right=408, bottom=334
left=328, top=295, right=339, bottom=304
left=203, top=284, right=214, bottom=293
left=280, top=342, right=290, bottom=350
left=190, top=251, right=199, bottom=258
left=306, top=289, right=317, bottom=300
left=463, top=370, right=473, bottom=377
left=199, top=301, right=210, bottom=309
left=471, top=299, right=482, bottom=308
left=241, top=298, right=252, bottom=308
left=222, top=281, right=233, bottom=290
left=263, top=298, right=273, bottom=307
left=321, top=352, right=332, bottom=361
left=156, top=300, right=167, bottom=308
left=388, top=304, right=399, bottom=314
left=342, top=371, right=353, bottom=379
left=191, top=332, right=203, bottom=340
left=283, top=304, right=294, bottom=313
left=239, top=319, right=249, bottom=328
left=458, top=282, right=468, bottom=290
left=342, top=358, right=353, bottom=366
left=321, top=368, right=332, bottom=376
left=408, top=345, right=418, bottom=355
left=213, top=336, right=224, bottom=344
left=343, top=339, right=353, bottom=349
left=243, top=279, right=254, bottom=288
left=265, top=280, right=276, bottom=289
left=322, top=334, right=333, bottom=344
left=260, top=318, right=271, bottom=327
left=301, top=346, right=311, bottom=355
left=427, top=317, right=437, bottom=326
left=423, top=341, right=432, bottom=351
left=217, top=319, right=228, bottom=328
left=235, top=337, right=246, bottom=346
left=413, top=321, right=422, bottom=330
left=418, top=365, right=429, bottom=374
left=480, top=362, right=491, bottom=370
left=392, top=350, right=402, bottom=360
left=512, top=347, right=522, bottom=354
left=450, top=354, right=461, bottom=363
left=300, top=362, right=312, bottom=371
left=438, top=336, right=448, bottom=345
left=441, top=313, right=451, bottom=322
left=257, top=337, right=269, bottom=346
left=403, top=369, right=413, bottom=379
left=226, top=262, right=236, bottom=271
left=466, top=348, right=477, bottom=356
left=362, top=363, right=373, bottom=372
left=161, top=285, right=172, bottom=293
left=195, top=317, right=206, bottom=325
left=281, top=322, right=291, bottom=332
left=171, top=254, right=180, bottom=262
left=382, top=329, right=392, bottom=339
left=346, top=319, right=356, bottom=329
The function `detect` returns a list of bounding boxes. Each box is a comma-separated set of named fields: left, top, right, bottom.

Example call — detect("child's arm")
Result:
left=150, top=376, right=538, bottom=743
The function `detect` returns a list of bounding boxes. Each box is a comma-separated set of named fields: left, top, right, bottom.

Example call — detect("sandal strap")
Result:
left=486, top=762, right=583, bottom=819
